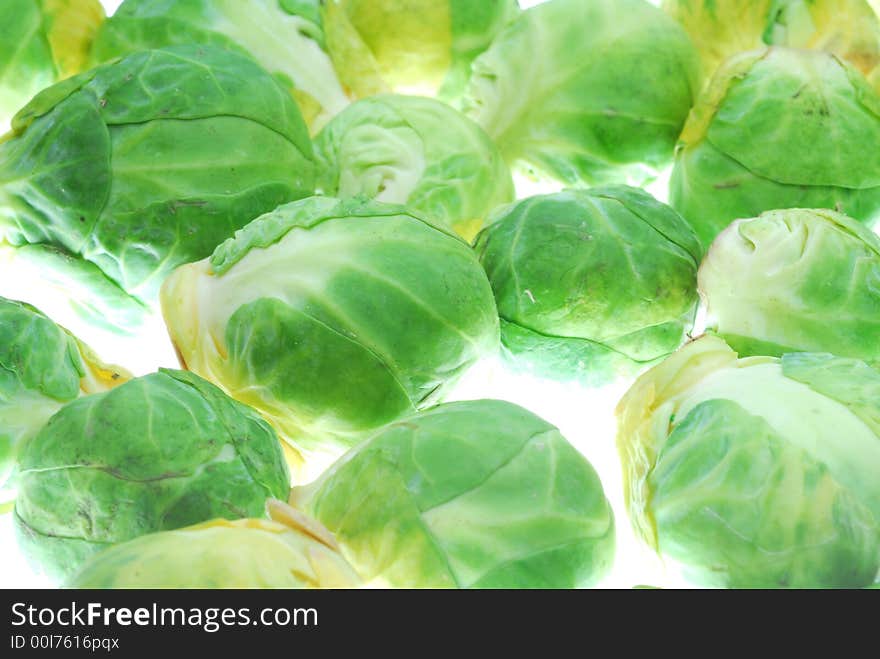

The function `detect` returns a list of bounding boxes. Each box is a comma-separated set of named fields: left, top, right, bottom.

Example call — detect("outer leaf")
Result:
left=782, top=352, right=880, bottom=437
left=69, top=501, right=361, bottom=589
left=0, top=0, right=104, bottom=129
left=91, top=0, right=349, bottom=130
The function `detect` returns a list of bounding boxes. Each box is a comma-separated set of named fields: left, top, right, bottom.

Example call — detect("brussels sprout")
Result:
left=291, top=399, right=615, bottom=589
left=474, top=187, right=702, bottom=383
left=0, top=296, right=127, bottom=501
left=315, top=94, right=514, bottom=240
left=90, top=0, right=349, bottom=130
left=463, top=0, right=700, bottom=187
left=322, top=0, right=520, bottom=103
left=14, top=368, right=290, bottom=582
left=0, top=45, right=315, bottom=335
left=0, top=0, right=104, bottom=131
left=617, top=335, right=880, bottom=588
left=160, top=197, right=499, bottom=479
left=662, top=0, right=880, bottom=86
left=670, top=47, right=880, bottom=249
left=700, top=208, right=880, bottom=365
left=69, top=500, right=361, bottom=588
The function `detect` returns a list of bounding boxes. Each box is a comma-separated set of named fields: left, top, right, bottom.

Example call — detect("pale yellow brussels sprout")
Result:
left=68, top=500, right=361, bottom=588
left=663, top=0, right=880, bottom=87
left=323, top=0, right=520, bottom=103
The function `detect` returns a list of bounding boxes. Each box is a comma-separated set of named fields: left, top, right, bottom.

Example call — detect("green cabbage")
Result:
left=617, top=335, right=880, bottom=588
left=670, top=47, right=880, bottom=248
left=315, top=94, right=514, bottom=240
left=475, top=187, right=701, bottom=383
left=0, top=45, right=315, bottom=335
left=464, top=0, right=700, bottom=186
left=161, top=197, right=499, bottom=480
left=292, top=399, right=615, bottom=588
left=14, top=368, right=290, bottom=582
left=699, top=208, right=880, bottom=365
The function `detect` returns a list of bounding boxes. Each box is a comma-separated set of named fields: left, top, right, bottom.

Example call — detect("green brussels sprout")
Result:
left=0, top=45, right=315, bottom=335
left=315, top=94, right=514, bottom=241
left=474, top=187, right=702, bottom=384
left=160, top=197, right=500, bottom=479
left=0, top=0, right=104, bottom=131
left=463, top=0, right=700, bottom=187
left=617, top=335, right=880, bottom=588
left=90, top=0, right=349, bottom=131
left=14, top=368, right=290, bottom=582
left=291, top=399, right=615, bottom=589
left=69, top=500, right=361, bottom=588
left=700, top=208, right=880, bottom=365
left=0, top=296, right=128, bottom=502
left=322, top=0, right=520, bottom=103
left=662, top=0, right=880, bottom=86
left=670, top=47, right=880, bottom=249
